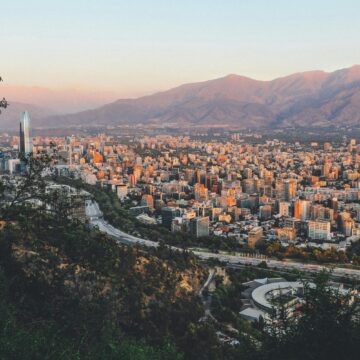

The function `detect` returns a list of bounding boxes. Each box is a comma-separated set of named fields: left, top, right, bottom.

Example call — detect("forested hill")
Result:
left=0, top=209, right=221, bottom=359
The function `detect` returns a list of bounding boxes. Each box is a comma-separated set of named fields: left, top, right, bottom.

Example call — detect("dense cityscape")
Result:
left=2, top=109, right=360, bottom=360
left=3, top=114, right=360, bottom=263
left=1, top=111, right=360, bottom=356
left=2, top=1, right=360, bottom=359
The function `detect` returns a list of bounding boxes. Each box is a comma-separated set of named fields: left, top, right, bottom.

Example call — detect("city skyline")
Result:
left=2, top=2, right=360, bottom=358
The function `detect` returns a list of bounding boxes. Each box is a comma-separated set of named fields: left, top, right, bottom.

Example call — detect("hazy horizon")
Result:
left=3, top=0, right=360, bottom=99
left=3, top=64, right=360, bottom=114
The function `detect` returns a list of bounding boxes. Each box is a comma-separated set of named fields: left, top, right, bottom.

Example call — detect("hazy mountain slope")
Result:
left=1, top=85, right=119, bottom=113
left=0, top=102, right=54, bottom=130
left=281, top=86, right=360, bottom=127
left=19, top=65, right=360, bottom=128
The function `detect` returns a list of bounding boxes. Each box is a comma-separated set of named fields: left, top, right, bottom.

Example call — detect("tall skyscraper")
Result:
left=19, top=111, right=32, bottom=156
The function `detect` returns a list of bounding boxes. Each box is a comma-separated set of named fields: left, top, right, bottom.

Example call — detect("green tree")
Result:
left=261, top=272, right=360, bottom=360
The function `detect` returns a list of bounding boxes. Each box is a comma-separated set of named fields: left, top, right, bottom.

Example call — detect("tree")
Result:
left=261, top=272, right=360, bottom=360
left=0, top=76, right=8, bottom=113
left=0, top=147, right=67, bottom=223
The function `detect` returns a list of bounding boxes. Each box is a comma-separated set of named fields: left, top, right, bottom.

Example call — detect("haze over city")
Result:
left=3, top=0, right=360, bottom=106
left=1, top=1, right=360, bottom=360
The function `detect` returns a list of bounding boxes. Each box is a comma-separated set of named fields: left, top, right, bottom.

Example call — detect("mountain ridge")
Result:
left=5, top=65, right=360, bottom=129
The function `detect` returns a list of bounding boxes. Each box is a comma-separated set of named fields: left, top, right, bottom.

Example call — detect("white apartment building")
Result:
left=307, top=220, right=331, bottom=241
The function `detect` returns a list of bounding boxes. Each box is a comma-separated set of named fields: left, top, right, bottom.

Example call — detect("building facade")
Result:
left=20, top=111, right=32, bottom=156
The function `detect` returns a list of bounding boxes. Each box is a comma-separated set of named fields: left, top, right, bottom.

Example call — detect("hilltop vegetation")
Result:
left=0, top=209, right=222, bottom=359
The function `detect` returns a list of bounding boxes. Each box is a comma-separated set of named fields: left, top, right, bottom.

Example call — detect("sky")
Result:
left=1, top=0, right=360, bottom=98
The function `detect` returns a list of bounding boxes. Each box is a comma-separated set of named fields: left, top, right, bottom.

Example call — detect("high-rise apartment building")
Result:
left=194, top=183, right=208, bottom=201
left=189, top=216, right=210, bottom=238
left=279, top=202, right=290, bottom=217
left=259, top=204, right=272, bottom=220
left=294, top=199, right=311, bottom=221
left=307, top=220, right=331, bottom=240
left=248, top=226, right=263, bottom=248
left=161, top=207, right=180, bottom=229
left=284, top=179, right=297, bottom=201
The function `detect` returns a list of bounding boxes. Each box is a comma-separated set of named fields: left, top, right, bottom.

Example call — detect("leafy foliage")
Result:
left=261, top=272, right=360, bottom=360
left=0, top=210, right=211, bottom=359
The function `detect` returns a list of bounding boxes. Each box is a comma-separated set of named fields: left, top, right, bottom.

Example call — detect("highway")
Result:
left=86, top=201, right=360, bottom=280
left=86, top=200, right=158, bottom=248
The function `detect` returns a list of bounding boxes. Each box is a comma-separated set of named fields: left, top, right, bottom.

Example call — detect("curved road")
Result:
left=86, top=201, right=360, bottom=280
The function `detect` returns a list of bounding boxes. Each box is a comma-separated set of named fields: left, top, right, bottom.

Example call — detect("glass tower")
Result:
left=20, top=111, right=32, bottom=155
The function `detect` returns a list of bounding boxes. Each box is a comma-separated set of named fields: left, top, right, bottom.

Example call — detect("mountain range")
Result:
left=3, top=65, right=360, bottom=129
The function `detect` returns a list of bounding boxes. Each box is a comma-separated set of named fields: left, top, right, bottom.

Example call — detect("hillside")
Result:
left=33, top=65, right=360, bottom=129
left=0, top=210, right=210, bottom=359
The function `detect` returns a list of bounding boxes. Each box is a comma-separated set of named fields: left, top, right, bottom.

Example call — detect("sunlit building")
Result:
left=19, top=111, right=32, bottom=156
left=294, top=199, right=311, bottom=221
left=307, top=220, right=331, bottom=240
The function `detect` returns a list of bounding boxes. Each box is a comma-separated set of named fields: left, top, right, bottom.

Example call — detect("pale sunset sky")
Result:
left=2, top=0, right=360, bottom=98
